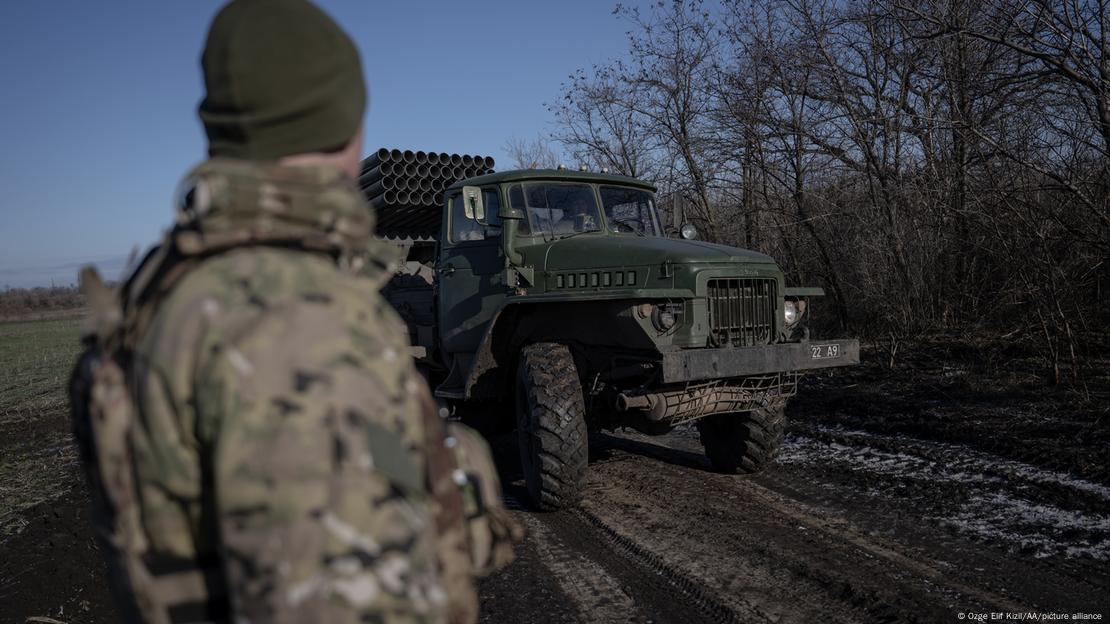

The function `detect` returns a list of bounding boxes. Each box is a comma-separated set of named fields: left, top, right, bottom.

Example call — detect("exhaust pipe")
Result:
left=615, top=392, right=667, bottom=422
left=616, top=393, right=653, bottom=411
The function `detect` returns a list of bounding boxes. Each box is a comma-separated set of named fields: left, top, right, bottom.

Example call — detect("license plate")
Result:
left=810, top=344, right=842, bottom=359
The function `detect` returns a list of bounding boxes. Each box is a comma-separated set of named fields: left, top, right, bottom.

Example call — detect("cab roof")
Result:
left=373, top=169, right=656, bottom=240
left=446, top=168, right=656, bottom=192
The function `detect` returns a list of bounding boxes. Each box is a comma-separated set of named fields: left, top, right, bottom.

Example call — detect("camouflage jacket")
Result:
left=70, top=160, right=494, bottom=623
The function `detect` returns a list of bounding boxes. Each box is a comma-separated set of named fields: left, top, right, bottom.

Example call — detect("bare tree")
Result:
left=548, top=0, right=1108, bottom=380
left=503, top=135, right=561, bottom=170
left=550, top=66, right=661, bottom=179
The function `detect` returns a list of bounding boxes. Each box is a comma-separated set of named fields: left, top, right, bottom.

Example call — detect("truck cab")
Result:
left=379, top=167, right=859, bottom=510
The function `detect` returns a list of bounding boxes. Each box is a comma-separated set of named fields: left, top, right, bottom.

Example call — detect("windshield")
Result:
left=600, top=186, right=661, bottom=236
left=521, top=183, right=602, bottom=239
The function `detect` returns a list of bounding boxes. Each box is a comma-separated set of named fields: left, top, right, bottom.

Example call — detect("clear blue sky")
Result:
left=0, top=0, right=635, bottom=288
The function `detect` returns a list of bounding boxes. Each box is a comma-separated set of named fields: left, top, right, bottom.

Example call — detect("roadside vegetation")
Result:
left=521, top=0, right=1110, bottom=386
left=0, top=286, right=86, bottom=322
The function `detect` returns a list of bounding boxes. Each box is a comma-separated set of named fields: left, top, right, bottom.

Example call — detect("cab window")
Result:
left=600, top=186, right=661, bottom=236
left=449, top=189, right=501, bottom=243
left=522, top=183, right=601, bottom=239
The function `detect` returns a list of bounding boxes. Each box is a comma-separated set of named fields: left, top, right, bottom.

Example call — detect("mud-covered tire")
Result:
left=515, top=343, right=588, bottom=510
left=696, top=405, right=786, bottom=474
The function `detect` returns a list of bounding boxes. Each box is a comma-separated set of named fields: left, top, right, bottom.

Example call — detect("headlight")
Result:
left=784, top=300, right=799, bottom=326
left=651, top=303, right=681, bottom=332
left=680, top=223, right=698, bottom=240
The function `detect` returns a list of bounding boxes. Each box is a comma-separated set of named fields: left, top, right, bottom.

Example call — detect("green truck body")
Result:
left=379, top=167, right=859, bottom=509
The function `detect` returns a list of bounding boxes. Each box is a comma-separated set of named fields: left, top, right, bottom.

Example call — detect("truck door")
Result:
left=437, top=187, right=504, bottom=356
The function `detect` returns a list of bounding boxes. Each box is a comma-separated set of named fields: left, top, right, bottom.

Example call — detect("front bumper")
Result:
left=660, top=339, right=860, bottom=383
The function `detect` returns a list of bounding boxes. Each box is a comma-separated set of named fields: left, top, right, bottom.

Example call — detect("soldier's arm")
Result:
left=196, top=293, right=448, bottom=623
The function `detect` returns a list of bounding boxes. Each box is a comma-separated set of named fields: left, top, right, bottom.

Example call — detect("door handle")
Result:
left=438, top=264, right=456, bottom=275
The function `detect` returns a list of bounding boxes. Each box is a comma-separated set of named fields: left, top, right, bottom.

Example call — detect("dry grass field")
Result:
left=0, top=318, right=82, bottom=540
left=0, top=317, right=114, bottom=623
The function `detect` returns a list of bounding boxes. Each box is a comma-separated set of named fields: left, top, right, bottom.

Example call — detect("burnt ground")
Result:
left=2, top=337, right=1109, bottom=623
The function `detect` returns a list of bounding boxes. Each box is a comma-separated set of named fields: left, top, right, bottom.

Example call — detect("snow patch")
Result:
left=779, top=427, right=1110, bottom=561
left=938, top=492, right=1110, bottom=561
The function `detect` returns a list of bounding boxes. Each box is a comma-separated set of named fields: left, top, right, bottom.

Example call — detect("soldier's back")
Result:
left=126, top=244, right=451, bottom=622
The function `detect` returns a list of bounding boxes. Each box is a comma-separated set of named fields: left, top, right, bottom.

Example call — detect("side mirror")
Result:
left=462, top=186, right=484, bottom=221
left=680, top=223, right=698, bottom=240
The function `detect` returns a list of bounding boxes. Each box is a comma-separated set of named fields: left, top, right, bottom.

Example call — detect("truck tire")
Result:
left=696, top=405, right=785, bottom=474
left=515, top=343, right=588, bottom=510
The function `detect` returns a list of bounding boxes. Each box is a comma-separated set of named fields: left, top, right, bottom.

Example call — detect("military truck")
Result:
left=364, top=151, right=859, bottom=510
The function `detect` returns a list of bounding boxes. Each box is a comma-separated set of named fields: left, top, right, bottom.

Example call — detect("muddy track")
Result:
left=511, top=497, right=742, bottom=624
left=480, top=427, right=1110, bottom=623
left=3, top=364, right=1108, bottom=623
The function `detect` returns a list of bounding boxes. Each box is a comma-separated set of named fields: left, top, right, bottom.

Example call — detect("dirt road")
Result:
left=478, top=424, right=1110, bottom=623
left=3, top=334, right=1108, bottom=623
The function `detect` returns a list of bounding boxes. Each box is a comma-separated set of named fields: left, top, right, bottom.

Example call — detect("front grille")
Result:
left=706, top=278, right=776, bottom=347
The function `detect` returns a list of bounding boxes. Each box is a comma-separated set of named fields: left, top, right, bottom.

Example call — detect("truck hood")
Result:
left=535, top=235, right=775, bottom=271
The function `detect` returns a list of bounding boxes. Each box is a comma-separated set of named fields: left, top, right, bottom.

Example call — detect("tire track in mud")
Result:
left=727, top=472, right=1028, bottom=613
left=513, top=510, right=643, bottom=623
left=585, top=432, right=1040, bottom=621
left=606, top=426, right=1110, bottom=611
left=569, top=508, right=755, bottom=623
left=484, top=421, right=1110, bottom=622
left=507, top=492, right=746, bottom=624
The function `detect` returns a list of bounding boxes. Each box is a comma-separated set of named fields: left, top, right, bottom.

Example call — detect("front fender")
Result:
left=455, top=290, right=693, bottom=400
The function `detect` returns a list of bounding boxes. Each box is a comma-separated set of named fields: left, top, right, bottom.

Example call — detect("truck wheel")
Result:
left=515, top=343, right=588, bottom=510
left=696, top=405, right=785, bottom=474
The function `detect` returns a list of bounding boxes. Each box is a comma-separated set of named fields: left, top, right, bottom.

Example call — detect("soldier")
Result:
left=69, top=1, right=517, bottom=622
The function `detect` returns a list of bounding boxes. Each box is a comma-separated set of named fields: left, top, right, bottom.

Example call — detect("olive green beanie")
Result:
left=198, top=0, right=367, bottom=160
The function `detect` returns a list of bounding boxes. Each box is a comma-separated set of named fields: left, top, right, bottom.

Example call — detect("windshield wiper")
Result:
left=609, top=218, right=646, bottom=236
left=553, top=229, right=601, bottom=241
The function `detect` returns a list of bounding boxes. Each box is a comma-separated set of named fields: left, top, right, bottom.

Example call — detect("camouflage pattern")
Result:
left=70, top=159, right=503, bottom=623
left=444, top=423, right=523, bottom=576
